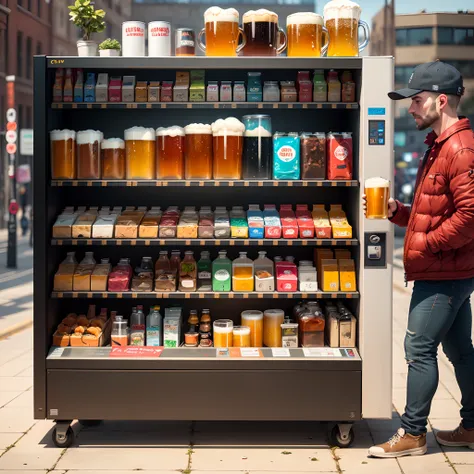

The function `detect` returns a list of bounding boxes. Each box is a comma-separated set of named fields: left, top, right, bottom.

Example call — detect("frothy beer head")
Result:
left=324, top=0, right=361, bottom=21
left=50, top=129, right=76, bottom=141
left=102, top=138, right=125, bottom=149
left=233, top=326, right=251, bottom=336
left=124, top=126, right=155, bottom=141
left=76, top=130, right=102, bottom=145
left=211, top=117, right=245, bottom=136
left=204, top=6, right=239, bottom=23
left=244, top=126, right=272, bottom=138
left=184, top=123, right=212, bottom=135
left=365, top=177, right=389, bottom=189
left=241, top=310, right=263, bottom=320
left=287, top=12, right=324, bottom=26
left=243, top=9, right=278, bottom=24
left=156, top=126, right=185, bottom=137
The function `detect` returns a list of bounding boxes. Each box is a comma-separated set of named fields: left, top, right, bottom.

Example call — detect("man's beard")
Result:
left=413, top=102, right=440, bottom=130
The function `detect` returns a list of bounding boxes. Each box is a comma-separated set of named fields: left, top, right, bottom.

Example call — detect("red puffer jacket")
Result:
left=391, top=118, right=474, bottom=282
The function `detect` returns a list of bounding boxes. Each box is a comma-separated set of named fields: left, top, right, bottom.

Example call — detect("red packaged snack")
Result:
left=298, top=81, right=313, bottom=102
left=263, top=205, right=282, bottom=239
left=161, top=81, right=173, bottom=102
left=280, top=204, right=298, bottom=239
left=327, top=132, right=353, bottom=180
left=276, top=261, right=298, bottom=292
left=108, top=259, right=132, bottom=292
left=296, top=204, right=315, bottom=238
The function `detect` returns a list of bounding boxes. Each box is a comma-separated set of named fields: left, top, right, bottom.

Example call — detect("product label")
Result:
left=146, top=327, right=161, bottom=346
left=272, top=348, right=291, bottom=357
left=277, top=146, right=296, bottom=163
left=151, top=26, right=170, bottom=37
left=181, top=279, right=195, bottom=288
left=303, top=348, right=342, bottom=358
left=334, top=145, right=348, bottom=161
left=214, top=270, right=230, bottom=281
left=125, top=27, right=144, bottom=37
left=199, top=271, right=212, bottom=279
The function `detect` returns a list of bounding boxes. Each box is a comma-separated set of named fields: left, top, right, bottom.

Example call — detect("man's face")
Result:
left=408, top=92, right=440, bottom=130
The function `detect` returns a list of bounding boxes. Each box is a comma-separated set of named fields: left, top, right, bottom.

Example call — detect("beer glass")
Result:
left=76, top=130, right=102, bottom=179
left=232, top=326, right=251, bottom=347
left=263, top=309, right=285, bottom=348
left=365, top=177, right=390, bottom=219
left=156, top=126, right=185, bottom=179
left=101, top=138, right=125, bottom=179
left=125, top=127, right=155, bottom=180
left=241, top=310, right=263, bottom=347
left=242, top=115, right=272, bottom=179
left=184, top=123, right=213, bottom=179
left=242, top=9, right=287, bottom=56
left=212, top=117, right=244, bottom=180
left=213, top=319, right=233, bottom=348
left=286, top=12, right=329, bottom=57
left=50, top=129, right=76, bottom=179
left=198, top=7, right=246, bottom=56
left=324, top=0, right=370, bottom=57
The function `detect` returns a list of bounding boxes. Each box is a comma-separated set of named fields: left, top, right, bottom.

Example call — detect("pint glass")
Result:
left=242, top=9, right=286, bottom=56
left=232, top=326, right=251, bottom=347
left=184, top=123, right=213, bottom=179
left=198, top=7, right=246, bottom=56
left=242, top=115, right=272, bottom=180
left=324, top=0, right=369, bottom=57
left=76, top=130, right=102, bottom=179
left=156, top=126, right=185, bottom=179
left=365, top=177, right=390, bottom=219
left=241, top=310, right=263, bottom=347
left=50, top=129, right=76, bottom=179
left=286, top=12, right=329, bottom=57
left=125, top=127, right=156, bottom=179
left=101, top=138, right=125, bottom=179
left=212, top=117, right=244, bottom=180
left=213, top=319, right=233, bottom=348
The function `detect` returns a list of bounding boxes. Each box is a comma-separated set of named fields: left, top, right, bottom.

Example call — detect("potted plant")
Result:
left=99, top=38, right=121, bottom=57
left=69, top=0, right=106, bottom=57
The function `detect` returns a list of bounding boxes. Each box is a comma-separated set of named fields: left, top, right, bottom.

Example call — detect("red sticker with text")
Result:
left=109, top=347, right=164, bottom=358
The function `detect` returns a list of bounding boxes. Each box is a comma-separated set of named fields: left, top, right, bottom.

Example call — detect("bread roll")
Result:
left=74, top=325, right=86, bottom=334
left=86, top=326, right=101, bottom=337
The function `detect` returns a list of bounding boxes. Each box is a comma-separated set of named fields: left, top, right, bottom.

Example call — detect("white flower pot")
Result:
left=77, top=40, right=98, bottom=57
left=99, top=49, right=121, bottom=57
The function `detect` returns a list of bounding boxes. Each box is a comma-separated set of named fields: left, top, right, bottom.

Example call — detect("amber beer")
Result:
left=125, top=127, right=156, bottom=179
left=286, top=12, right=329, bottom=57
left=198, top=7, right=246, bottom=56
left=241, top=310, right=263, bottom=347
left=76, top=130, right=102, bottom=179
left=232, top=326, right=251, bottom=347
left=365, top=177, right=390, bottom=219
left=212, top=117, right=244, bottom=180
left=184, top=123, right=213, bottom=179
left=50, top=129, right=76, bottom=179
left=213, top=319, right=233, bottom=348
left=156, top=126, right=185, bottom=179
left=324, top=0, right=369, bottom=57
left=101, top=138, right=125, bottom=179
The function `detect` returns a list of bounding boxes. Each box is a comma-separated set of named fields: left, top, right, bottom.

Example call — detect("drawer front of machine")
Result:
left=47, top=369, right=361, bottom=421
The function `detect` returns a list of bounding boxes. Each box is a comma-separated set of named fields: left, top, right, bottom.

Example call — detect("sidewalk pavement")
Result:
left=0, top=249, right=473, bottom=472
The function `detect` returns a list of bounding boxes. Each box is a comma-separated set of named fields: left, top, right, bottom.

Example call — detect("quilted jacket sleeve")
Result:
left=389, top=200, right=411, bottom=228
left=427, top=148, right=474, bottom=252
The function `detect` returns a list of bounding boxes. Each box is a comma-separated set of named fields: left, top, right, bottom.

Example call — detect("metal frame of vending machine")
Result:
left=33, top=55, right=394, bottom=449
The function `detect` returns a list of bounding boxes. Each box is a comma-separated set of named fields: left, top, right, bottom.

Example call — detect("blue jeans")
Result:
left=401, top=278, right=474, bottom=436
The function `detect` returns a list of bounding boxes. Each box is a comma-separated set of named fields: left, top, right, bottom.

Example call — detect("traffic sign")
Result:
left=6, top=143, right=17, bottom=154
left=7, top=122, right=17, bottom=132
left=6, top=130, right=17, bottom=144
left=20, top=129, right=34, bottom=156
left=9, top=201, right=19, bottom=215
left=6, top=108, right=16, bottom=122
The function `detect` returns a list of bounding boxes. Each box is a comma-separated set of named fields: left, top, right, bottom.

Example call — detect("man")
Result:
left=366, top=61, right=474, bottom=458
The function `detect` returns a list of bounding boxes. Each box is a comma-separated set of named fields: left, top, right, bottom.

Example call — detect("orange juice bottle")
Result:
left=232, top=252, right=254, bottom=292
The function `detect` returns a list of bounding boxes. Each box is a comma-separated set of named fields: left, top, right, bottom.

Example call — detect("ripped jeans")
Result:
left=401, top=278, right=474, bottom=436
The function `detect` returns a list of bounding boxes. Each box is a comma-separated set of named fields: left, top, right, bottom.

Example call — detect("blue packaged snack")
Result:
left=273, top=132, right=300, bottom=180
left=247, top=72, right=262, bottom=102
left=84, top=73, right=96, bottom=102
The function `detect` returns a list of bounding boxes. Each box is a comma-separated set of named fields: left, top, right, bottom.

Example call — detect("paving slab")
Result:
left=4, top=390, right=33, bottom=408
left=0, top=392, right=23, bottom=408
left=191, top=447, right=336, bottom=472
left=428, top=399, right=462, bottom=420
left=0, top=376, right=32, bottom=392
left=0, top=407, right=35, bottom=432
left=337, top=446, right=403, bottom=473
left=454, top=466, right=474, bottom=473
left=0, top=432, right=23, bottom=450
left=0, top=354, right=32, bottom=377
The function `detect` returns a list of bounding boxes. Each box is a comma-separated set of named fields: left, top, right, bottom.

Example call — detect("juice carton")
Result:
left=247, top=72, right=262, bottom=102
left=190, top=70, right=205, bottom=102
left=96, top=73, right=109, bottom=103
left=164, top=307, right=182, bottom=348
left=295, top=204, right=314, bottom=238
left=108, top=76, right=122, bottom=102
left=139, top=207, right=162, bottom=238
left=63, top=68, right=73, bottom=102
left=327, top=69, right=341, bottom=102
left=173, top=71, right=190, bottom=102
left=276, top=261, right=298, bottom=292
left=314, top=248, right=334, bottom=284
left=298, top=263, right=318, bottom=292
left=91, top=259, right=111, bottom=291
left=198, top=207, right=214, bottom=238
left=329, top=205, right=352, bottom=238
left=341, top=70, right=356, bottom=103
left=84, top=73, right=96, bottom=102
left=53, top=68, right=64, bottom=102
left=335, top=249, right=352, bottom=261
left=312, top=205, right=331, bottom=238
left=92, top=213, right=118, bottom=239
left=313, top=69, right=327, bottom=102
left=73, top=69, right=84, bottom=102
left=122, top=75, right=136, bottom=102
left=279, top=204, right=298, bottom=239
left=159, top=206, right=180, bottom=238
left=247, top=204, right=264, bottom=239
left=161, top=81, right=173, bottom=102
left=338, top=258, right=357, bottom=292
left=230, top=206, right=248, bottom=238
left=214, top=207, right=230, bottom=238
left=207, top=81, right=219, bottom=101
left=135, top=81, right=148, bottom=102
left=148, top=81, right=161, bottom=102
left=321, top=259, right=339, bottom=292
left=298, top=81, right=313, bottom=102
left=263, top=204, right=281, bottom=239
left=273, top=132, right=300, bottom=180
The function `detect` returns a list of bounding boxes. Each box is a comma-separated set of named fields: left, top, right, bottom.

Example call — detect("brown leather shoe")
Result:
left=368, top=428, right=427, bottom=458
left=435, top=423, right=474, bottom=449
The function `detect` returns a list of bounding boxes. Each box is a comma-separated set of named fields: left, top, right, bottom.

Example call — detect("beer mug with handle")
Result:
left=286, top=12, right=329, bottom=57
left=198, top=7, right=247, bottom=56
left=365, top=177, right=390, bottom=219
left=323, top=0, right=369, bottom=57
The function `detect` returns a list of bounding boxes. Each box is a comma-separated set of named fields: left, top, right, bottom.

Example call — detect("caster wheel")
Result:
left=329, top=425, right=354, bottom=448
left=52, top=426, right=74, bottom=448
left=79, top=420, right=102, bottom=427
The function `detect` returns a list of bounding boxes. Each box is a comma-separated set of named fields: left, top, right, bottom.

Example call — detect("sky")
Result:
left=314, top=0, right=473, bottom=25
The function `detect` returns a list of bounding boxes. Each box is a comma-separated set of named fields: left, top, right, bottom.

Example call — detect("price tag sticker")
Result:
left=50, top=348, right=65, bottom=358
left=271, top=348, right=290, bottom=357
left=303, top=348, right=342, bottom=358
left=240, top=348, right=262, bottom=357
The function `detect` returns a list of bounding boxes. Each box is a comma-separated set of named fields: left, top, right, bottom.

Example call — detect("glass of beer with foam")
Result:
left=50, top=129, right=76, bottom=179
left=125, top=127, right=155, bottom=180
left=323, top=0, right=369, bottom=57
left=286, top=12, right=329, bottom=57
left=241, top=310, right=263, bottom=347
left=156, top=126, right=185, bottom=180
left=232, top=326, right=251, bottom=347
left=198, top=7, right=246, bottom=56
left=184, top=123, right=213, bottom=180
left=365, top=177, right=390, bottom=219
left=213, top=319, right=234, bottom=348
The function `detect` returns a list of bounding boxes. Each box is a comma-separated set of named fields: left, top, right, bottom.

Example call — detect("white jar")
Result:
left=122, top=21, right=145, bottom=57
left=148, top=21, right=171, bottom=57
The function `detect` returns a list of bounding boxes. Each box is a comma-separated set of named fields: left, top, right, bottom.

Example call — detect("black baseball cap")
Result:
left=388, top=61, right=464, bottom=100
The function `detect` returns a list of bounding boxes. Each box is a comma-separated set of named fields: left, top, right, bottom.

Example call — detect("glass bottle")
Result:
left=197, top=251, right=212, bottom=291
left=111, top=316, right=129, bottom=347
left=170, top=250, right=181, bottom=274
left=130, top=305, right=145, bottom=346
left=179, top=251, right=197, bottom=292
left=212, top=250, right=232, bottom=292
left=146, top=306, right=162, bottom=346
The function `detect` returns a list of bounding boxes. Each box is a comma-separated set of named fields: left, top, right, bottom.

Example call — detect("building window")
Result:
left=26, top=37, right=32, bottom=79
left=396, top=28, right=433, bottom=46
left=438, top=27, right=474, bottom=46
left=37, top=41, right=42, bottom=56
left=17, top=31, right=23, bottom=77
left=395, top=66, right=415, bottom=85
left=37, top=0, right=41, bottom=17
